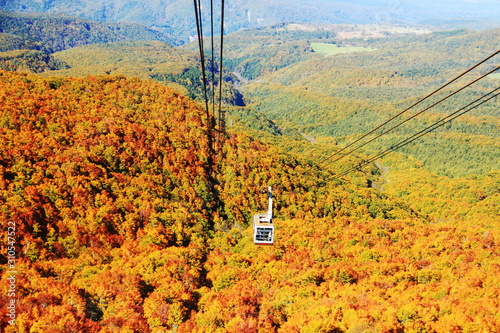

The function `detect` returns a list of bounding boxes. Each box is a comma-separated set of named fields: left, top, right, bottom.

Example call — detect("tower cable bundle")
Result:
left=192, top=0, right=226, bottom=140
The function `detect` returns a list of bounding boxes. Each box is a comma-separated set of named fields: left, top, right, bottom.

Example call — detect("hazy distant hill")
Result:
left=2, top=0, right=500, bottom=41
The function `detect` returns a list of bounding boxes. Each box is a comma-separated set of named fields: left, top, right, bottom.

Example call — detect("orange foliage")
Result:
left=1, top=70, right=499, bottom=332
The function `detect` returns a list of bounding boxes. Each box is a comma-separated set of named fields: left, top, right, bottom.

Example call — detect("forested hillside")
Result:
left=0, top=49, right=69, bottom=73
left=0, top=11, right=244, bottom=105
left=183, top=22, right=432, bottom=81
left=0, top=70, right=499, bottom=332
left=47, top=40, right=244, bottom=106
left=241, top=27, right=500, bottom=178
left=0, top=10, right=180, bottom=75
left=0, top=10, right=181, bottom=52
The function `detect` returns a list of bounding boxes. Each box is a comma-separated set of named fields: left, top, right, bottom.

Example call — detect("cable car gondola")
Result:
left=253, top=186, right=274, bottom=245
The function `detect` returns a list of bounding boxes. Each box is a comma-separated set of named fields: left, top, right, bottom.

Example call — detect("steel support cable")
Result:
left=197, top=0, right=204, bottom=55
left=210, top=0, right=216, bottom=116
left=319, top=49, right=500, bottom=164
left=341, top=89, right=500, bottom=176
left=193, top=0, right=226, bottom=142
left=193, top=0, right=210, bottom=116
left=323, top=65, right=500, bottom=168
left=338, top=86, right=500, bottom=176
left=218, top=0, right=225, bottom=134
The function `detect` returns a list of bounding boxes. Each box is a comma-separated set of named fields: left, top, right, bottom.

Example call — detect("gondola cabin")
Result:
left=253, top=186, right=274, bottom=245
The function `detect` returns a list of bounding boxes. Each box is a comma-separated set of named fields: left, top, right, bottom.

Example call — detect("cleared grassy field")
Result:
left=311, top=42, right=376, bottom=56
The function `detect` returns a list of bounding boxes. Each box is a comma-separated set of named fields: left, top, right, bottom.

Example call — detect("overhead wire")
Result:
left=193, top=0, right=226, bottom=137
left=337, top=86, right=500, bottom=176
left=210, top=0, right=215, bottom=116
left=319, top=49, right=500, bottom=165
left=192, top=0, right=210, bottom=117
left=323, top=65, right=500, bottom=168
left=218, top=0, right=226, bottom=135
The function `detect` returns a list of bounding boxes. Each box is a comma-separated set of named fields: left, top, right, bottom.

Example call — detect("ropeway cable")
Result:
left=217, top=0, right=226, bottom=135
left=323, top=65, right=500, bottom=168
left=319, top=49, right=500, bottom=165
left=337, top=86, right=500, bottom=176
left=193, top=0, right=210, bottom=118
left=193, top=0, right=226, bottom=135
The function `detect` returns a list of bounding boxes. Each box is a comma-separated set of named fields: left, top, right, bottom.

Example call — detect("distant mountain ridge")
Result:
left=1, top=0, right=500, bottom=42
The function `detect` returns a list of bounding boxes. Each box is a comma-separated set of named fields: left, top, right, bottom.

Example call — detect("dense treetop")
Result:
left=0, top=67, right=499, bottom=332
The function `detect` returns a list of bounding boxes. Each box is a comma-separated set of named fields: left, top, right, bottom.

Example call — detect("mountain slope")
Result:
left=0, top=71, right=215, bottom=254
left=0, top=8, right=499, bottom=331
left=0, top=70, right=415, bottom=331
left=0, top=10, right=181, bottom=52
left=0, top=71, right=215, bottom=331
left=0, top=10, right=182, bottom=75
left=0, top=66, right=499, bottom=332
left=0, top=11, right=244, bottom=105
left=0, top=49, right=69, bottom=73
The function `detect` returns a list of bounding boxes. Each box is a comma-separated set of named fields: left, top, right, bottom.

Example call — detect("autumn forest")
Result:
left=0, top=5, right=499, bottom=333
